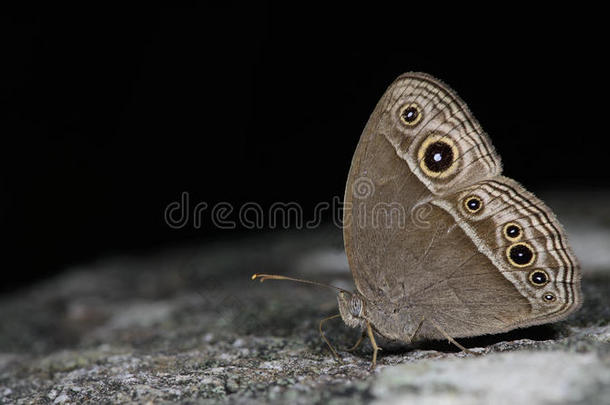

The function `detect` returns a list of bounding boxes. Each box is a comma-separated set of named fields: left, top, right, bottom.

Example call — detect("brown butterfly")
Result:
left=253, top=72, right=582, bottom=368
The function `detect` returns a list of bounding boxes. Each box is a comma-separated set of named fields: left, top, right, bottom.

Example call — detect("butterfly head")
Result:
left=337, top=291, right=366, bottom=329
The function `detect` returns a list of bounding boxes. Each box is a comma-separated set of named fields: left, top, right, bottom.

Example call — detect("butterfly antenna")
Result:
left=251, top=273, right=349, bottom=294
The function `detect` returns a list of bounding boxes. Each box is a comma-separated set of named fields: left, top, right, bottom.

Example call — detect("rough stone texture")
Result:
left=1, top=191, right=609, bottom=404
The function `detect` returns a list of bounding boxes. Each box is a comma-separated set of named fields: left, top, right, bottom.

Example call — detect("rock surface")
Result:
left=1, top=191, right=609, bottom=404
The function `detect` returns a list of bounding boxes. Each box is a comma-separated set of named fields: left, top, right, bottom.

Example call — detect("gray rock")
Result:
left=0, top=191, right=608, bottom=404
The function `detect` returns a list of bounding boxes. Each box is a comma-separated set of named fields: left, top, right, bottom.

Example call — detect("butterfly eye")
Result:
left=543, top=293, right=556, bottom=302
left=506, top=242, right=536, bottom=267
left=399, top=103, right=422, bottom=126
left=528, top=269, right=549, bottom=286
left=503, top=222, right=522, bottom=241
left=463, top=195, right=483, bottom=213
left=350, top=296, right=363, bottom=317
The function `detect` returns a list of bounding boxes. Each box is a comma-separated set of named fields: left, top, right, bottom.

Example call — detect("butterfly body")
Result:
left=341, top=72, right=582, bottom=344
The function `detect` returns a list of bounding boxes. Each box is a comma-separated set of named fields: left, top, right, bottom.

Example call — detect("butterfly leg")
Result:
left=318, top=313, right=343, bottom=363
left=365, top=320, right=381, bottom=369
left=407, top=317, right=425, bottom=343
left=429, top=319, right=476, bottom=355
left=345, top=330, right=366, bottom=352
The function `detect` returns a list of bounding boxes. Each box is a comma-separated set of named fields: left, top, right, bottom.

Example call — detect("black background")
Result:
left=2, top=4, right=607, bottom=293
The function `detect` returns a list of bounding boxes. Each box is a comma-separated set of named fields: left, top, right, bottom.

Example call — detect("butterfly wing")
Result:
left=428, top=176, right=581, bottom=331
left=343, top=73, right=581, bottom=341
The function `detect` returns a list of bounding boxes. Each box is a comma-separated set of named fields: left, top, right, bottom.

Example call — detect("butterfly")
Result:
left=253, top=72, right=582, bottom=368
